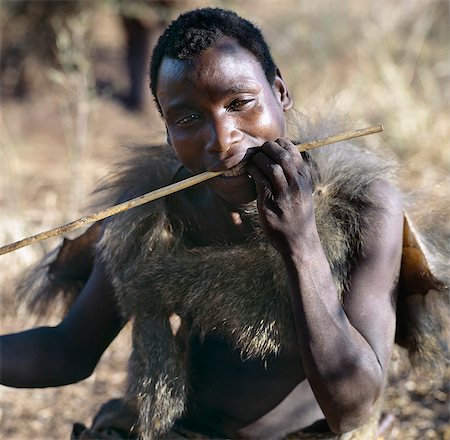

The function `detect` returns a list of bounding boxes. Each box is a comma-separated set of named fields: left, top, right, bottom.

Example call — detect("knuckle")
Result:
left=277, top=137, right=290, bottom=147
left=271, top=163, right=284, bottom=178
left=278, top=137, right=296, bottom=149
left=278, top=150, right=291, bottom=164
left=251, top=151, right=265, bottom=164
left=262, top=140, right=278, bottom=152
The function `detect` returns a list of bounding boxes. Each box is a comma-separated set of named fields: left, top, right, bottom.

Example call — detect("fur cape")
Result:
left=98, top=148, right=378, bottom=438
left=16, top=115, right=450, bottom=439
left=92, top=115, right=447, bottom=439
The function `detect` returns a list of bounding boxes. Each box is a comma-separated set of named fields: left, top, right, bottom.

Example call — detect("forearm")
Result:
left=247, top=139, right=399, bottom=433
left=1, top=258, right=125, bottom=389
left=0, top=326, right=95, bottom=388
left=284, top=231, right=383, bottom=432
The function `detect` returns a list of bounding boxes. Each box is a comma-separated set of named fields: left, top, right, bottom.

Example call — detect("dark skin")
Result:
left=0, top=38, right=404, bottom=437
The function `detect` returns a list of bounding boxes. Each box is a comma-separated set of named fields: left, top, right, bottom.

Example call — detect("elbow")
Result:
left=327, top=399, right=380, bottom=435
left=56, top=342, right=100, bottom=385
left=55, top=324, right=104, bottom=385
left=71, top=360, right=97, bottom=383
left=326, top=372, right=384, bottom=434
left=44, top=353, right=98, bottom=386
left=54, top=362, right=96, bottom=386
left=62, top=350, right=101, bottom=384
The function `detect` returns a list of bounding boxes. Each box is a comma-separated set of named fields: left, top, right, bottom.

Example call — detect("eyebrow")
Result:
left=163, top=102, right=192, bottom=119
left=218, top=81, right=261, bottom=98
left=162, top=81, right=262, bottom=117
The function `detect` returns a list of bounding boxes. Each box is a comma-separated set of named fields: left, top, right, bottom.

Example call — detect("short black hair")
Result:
left=150, top=7, right=277, bottom=112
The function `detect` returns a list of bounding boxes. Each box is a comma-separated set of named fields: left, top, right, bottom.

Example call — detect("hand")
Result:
left=245, top=138, right=316, bottom=256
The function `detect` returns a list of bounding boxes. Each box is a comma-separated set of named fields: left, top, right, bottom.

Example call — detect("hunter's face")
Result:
left=156, top=38, right=293, bottom=205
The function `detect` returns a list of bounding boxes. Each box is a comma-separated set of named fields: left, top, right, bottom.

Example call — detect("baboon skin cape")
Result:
left=19, top=116, right=450, bottom=439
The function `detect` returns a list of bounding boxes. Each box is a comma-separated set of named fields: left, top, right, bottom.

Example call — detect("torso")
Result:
left=167, top=170, right=327, bottom=438
left=182, top=333, right=326, bottom=438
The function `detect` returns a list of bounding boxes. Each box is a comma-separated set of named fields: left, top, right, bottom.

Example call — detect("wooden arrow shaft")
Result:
left=0, top=124, right=383, bottom=256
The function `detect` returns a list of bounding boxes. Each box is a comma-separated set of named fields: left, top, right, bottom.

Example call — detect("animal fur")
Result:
left=96, top=115, right=400, bottom=439
left=397, top=194, right=450, bottom=377
left=15, top=113, right=449, bottom=438
left=16, top=222, right=101, bottom=318
left=14, top=145, right=181, bottom=318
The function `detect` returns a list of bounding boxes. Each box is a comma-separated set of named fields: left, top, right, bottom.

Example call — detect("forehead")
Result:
left=156, top=39, right=270, bottom=109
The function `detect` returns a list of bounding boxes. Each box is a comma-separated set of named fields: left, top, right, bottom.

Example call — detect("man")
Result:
left=0, top=7, right=407, bottom=439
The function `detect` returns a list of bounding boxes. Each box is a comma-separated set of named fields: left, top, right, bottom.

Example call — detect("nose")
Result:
left=205, top=116, right=244, bottom=157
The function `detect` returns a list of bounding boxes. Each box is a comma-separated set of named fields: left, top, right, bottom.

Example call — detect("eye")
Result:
left=226, top=98, right=254, bottom=112
left=176, top=113, right=200, bottom=126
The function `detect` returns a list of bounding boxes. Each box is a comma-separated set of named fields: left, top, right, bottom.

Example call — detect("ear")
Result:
left=273, top=67, right=293, bottom=111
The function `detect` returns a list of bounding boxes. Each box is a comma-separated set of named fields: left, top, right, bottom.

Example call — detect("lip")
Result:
left=209, top=172, right=256, bottom=205
left=207, top=145, right=261, bottom=174
left=214, top=171, right=253, bottom=188
left=208, top=156, right=247, bottom=173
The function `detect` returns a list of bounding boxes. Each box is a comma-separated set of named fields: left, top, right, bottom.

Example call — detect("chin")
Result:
left=221, top=191, right=257, bottom=206
left=209, top=175, right=257, bottom=206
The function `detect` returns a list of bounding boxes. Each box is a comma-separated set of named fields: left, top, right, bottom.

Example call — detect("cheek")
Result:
left=249, top=88, right=287, bottom=138
left=257, top=106, right=273, bottom=130
left=173, top=146, right=204, bottom=174
left=253, top=105, right=286, bottom=139
left=168, top=130, right=202, bottom=172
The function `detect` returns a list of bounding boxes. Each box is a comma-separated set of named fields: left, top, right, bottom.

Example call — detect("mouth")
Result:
left=221, top=162, right=247, bottom=177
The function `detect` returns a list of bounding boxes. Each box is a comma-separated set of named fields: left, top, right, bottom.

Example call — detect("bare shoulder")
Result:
left=349, top=178, right=404, bottom=288
left=370, top=178, right=403, bottom=216
left=362, top=178, right=404, bottom=256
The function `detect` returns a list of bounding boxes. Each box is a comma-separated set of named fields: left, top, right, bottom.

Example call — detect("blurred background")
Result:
left=0, top=0, right=449, bottom=438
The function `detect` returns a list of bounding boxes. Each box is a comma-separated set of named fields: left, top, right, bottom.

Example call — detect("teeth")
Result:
left=222, top=162, right=246, bottom=177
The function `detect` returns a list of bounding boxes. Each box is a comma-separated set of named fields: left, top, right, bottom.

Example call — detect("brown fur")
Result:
left=397, top=195, right=450, bottom=377
left=16, top=223, right=101, bottom=318
left=15, top=114, right=449, bottom=438
left=15, top=145, right=181, bottom=318
left=96, top=115, right=398, bottom=439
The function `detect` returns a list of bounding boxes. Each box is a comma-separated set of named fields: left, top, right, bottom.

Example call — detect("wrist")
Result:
left=280, top=222, right=321, bottom=264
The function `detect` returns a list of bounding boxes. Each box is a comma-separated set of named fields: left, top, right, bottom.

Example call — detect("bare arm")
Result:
left=0, top=261, right=125, bottom=387
left=247, top=141, right=403, bottom=434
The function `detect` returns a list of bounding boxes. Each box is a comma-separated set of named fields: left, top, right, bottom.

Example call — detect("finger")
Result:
left=261, top=140, right=304, bottom=186
left=247, top=163, right=277, bottom=213
left=264, top=139, right=315, bottom=189
left=246, top=163, right=283, bottom=219
left=245, top=162, right=274, bottom=203
left=249, top=151, right=288, bottom=194
left=277, top=138, right=306, bottom=166
left=262, top=139, right=302, bottom=161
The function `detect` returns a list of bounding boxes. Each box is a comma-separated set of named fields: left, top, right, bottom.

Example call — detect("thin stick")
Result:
left=0, top=124, right=383, bottom=256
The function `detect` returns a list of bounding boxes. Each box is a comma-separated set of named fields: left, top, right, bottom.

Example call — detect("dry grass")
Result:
left=1, top=0, right=449, bottom=439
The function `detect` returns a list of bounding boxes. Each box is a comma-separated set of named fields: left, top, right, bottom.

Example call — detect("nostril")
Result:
left=208, top=147, right=250, bottom=172
left=207, top=143, right=232, bottom=155
left=207, top=119, right=243, bottom=154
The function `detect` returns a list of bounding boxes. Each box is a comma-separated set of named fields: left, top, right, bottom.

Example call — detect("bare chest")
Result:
left=182, top=334, right=324, bottom=438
